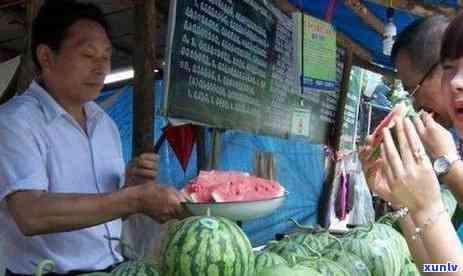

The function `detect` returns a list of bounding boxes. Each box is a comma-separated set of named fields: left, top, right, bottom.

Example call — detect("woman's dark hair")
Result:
left=32, top=0, right=110, bottom=71
left=441, top=12, right=463, bottom=63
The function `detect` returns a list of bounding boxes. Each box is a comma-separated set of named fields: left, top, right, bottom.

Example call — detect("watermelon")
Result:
left=373, top=223, right=411, bottom=264
left=266, top=240, right=312, bottom=266
left=322, top=249, right=372, bottom=276
left=286, top=220, right=343, bottom=253
left=161, top=216, right=254, bottom=276
left=254, top=250, right=288, bottom=274
left=400, top=260, right=420, bottom=276
left=111, top=261, right=160, bottom=276
left=77, top=273, right=112, bottom=276
left=35, top=260, right=55, bottom=276
left=182, top=170, right=285, bottom=203
left=256, top=263, right=322, bottom=276
left=341, top=226, right=403, bottom=276
left=441, top=187, right=458, bottom=217
left=297, top=256, right=351, bottom=276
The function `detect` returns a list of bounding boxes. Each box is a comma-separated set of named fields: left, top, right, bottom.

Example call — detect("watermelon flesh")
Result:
left=370, top=102, right=410, bottom=159
left=182, top=170, right=285, bottom=203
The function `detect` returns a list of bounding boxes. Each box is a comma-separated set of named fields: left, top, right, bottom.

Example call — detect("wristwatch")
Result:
left=433, top=154, right=461, bottom=177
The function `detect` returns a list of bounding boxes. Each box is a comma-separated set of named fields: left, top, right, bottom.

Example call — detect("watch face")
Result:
left=434, top=157, right=451, bottom=175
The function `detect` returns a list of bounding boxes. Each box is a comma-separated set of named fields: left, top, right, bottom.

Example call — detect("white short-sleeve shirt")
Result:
left=0, top=81, right=125, bottom=274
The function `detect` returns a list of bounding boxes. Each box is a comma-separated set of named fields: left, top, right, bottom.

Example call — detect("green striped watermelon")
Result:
left=400, top=260, right=420, bottom=276
left=111, top=261, right=160, bottom=276
left=373, top=223, right=410, bottom=265
left=286, top=220, right=343, bottom=253
left=254, top=250, right=288, bottom=274
left=256, top=263, right=322, bottom=276
left=77, top=273, right=111, bottom=276
left=442, top=187, right=457, bottom=217
left=297, top=256, right=351, bottom=276
left=341, top=227, right=402, bottom=276
left=266, top=240, right=312, bottom=266
left=161, top=216, right=254, bottom=276
left=322, top=249, right=371, bottom=276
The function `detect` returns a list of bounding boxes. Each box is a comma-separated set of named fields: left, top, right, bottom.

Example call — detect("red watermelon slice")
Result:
left=370, top=102, right=408, bottom=159
left=182, top=171, right=285, bottom=203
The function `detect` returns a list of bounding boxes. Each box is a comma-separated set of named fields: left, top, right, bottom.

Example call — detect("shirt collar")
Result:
left=28, top=80, right=104, bottom=124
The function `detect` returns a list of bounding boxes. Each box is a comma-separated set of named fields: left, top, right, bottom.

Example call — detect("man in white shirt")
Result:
left=0, top=1, right=185, bottom=275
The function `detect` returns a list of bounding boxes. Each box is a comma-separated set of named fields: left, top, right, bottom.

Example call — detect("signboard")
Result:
left=339, top=66, right=363, bottom=151
left=295, top=13, right=337, bottom=92
left=164, top=1, right=345, bottom=144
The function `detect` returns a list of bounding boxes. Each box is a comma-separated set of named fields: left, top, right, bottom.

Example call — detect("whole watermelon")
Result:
left=297, top=256, right=351, bottom=276
left=161, top=216, right=254, bottom=276
left=322, top=249, right=371, bottom=276
left=266, top=240, right=312, bottom=265
left=256, top=263, right=322, bottom=276
left=254, top=250, right=288, bottom=274
left=111, top=261, right=160, bottom=276
left=374, top=223, right=410, bottom=264
left=441, top=187, right=457, bottom=217
left=401, top=260, right=420, bottom=276
left=341, top=227, right=402, bottom=276
left=78, top=273, right=111, bottom=276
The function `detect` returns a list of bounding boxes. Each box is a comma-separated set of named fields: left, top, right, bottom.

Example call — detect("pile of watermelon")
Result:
left=33, top=212, right=422, bottom=276
left=181, top=170, right=285, bottom=203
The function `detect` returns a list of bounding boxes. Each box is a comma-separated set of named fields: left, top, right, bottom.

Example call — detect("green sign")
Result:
left=295, top=13, right=337, bottom=91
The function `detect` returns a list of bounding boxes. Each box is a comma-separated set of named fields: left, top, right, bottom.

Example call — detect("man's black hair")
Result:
left=32, top=0, right=110, bottom=71
left=391, top=15, right=450, bottom=75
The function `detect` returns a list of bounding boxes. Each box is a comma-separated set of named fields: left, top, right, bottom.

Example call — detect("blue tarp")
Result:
left=97, top=82, right=325, bottom=246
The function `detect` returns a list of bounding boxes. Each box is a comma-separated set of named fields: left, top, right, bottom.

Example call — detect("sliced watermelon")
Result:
left=211, top=177, right=285, bottom=202
left=182, top=170, right=285, bottom=203
left=370, top=103, right=409, bottom=159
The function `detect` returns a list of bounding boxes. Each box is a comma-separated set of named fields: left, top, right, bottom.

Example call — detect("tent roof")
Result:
left=0, top=0, right=459, bottom=73
left=288, top=0, right=460, bottom=72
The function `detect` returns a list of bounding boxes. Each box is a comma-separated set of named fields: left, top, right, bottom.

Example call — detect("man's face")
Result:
left=395, top=50, right=452, bottom=128
left=41, top=19, right=112, bottom=104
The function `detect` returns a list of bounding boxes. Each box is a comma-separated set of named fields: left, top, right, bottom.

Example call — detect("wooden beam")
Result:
left=132, top=0, right=156, bottom=156
left=272, top=0, right=298, bottom=14
left=353, top=56, right=396, bottom=78
left=365, top=0, right=456, bottom=17
left=15, top=0, right=41, bottom=94
left=336, top=31, right=372, bottom=63
left=345, top=0, right=385, bottom=34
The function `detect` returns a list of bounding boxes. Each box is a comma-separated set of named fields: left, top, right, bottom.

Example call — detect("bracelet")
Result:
left=411, top=208, right=448, bottom=240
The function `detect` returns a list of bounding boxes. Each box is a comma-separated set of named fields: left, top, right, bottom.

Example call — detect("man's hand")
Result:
left=125, top=153, right=159, bottom=186
left=413, top=112, right=458, bottom=160
left=137, top=182, right=188, bottom=223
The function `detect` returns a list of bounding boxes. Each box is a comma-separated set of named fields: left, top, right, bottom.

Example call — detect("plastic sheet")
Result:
left=97, top=81, right=326, bottom=249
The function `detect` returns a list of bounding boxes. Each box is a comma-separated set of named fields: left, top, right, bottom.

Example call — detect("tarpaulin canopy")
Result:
left=288, top=0, right=459, bottom=70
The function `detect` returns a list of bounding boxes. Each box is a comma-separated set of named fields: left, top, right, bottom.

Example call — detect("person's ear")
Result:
left=36, top=44, right=56, bottom=72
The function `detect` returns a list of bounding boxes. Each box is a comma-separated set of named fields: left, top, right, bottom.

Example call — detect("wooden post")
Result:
left=333, top=48, right=354, bottom=151
left=318, top=47, right=353, bottom=228
left=16, top=0, right=42, bottom=94
left=132, top=0, right=156, bottom=157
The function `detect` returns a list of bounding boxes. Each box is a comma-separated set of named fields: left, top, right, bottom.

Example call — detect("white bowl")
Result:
left=181, top=193, right=287, bottom=221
